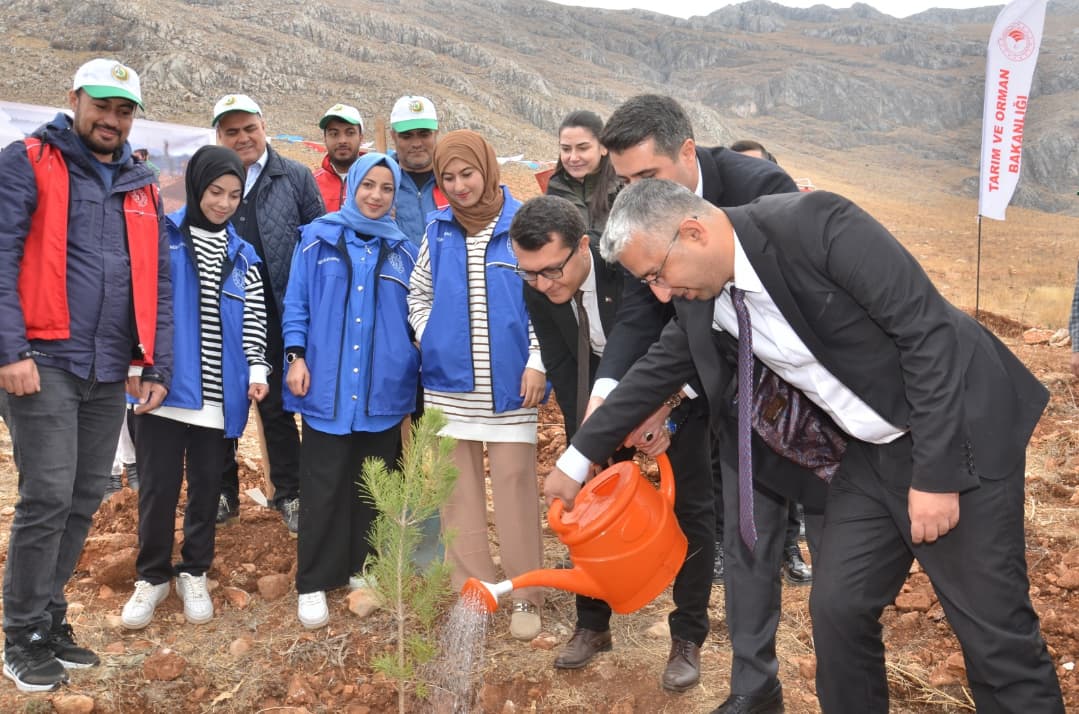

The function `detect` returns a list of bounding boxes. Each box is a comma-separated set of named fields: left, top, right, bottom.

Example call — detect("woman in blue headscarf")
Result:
left=282, top=152, right=420, bottom=629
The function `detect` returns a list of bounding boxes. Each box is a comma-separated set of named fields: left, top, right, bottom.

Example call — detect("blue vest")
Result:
left=161, top=207, right=261, bottom=438
left=282, top=222, right=419, bottom=420
left=420, top=187, right=534, bottom=413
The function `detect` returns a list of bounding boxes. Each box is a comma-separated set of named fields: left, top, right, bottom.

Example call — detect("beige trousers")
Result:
left=442, top=440, right=544, bottom=608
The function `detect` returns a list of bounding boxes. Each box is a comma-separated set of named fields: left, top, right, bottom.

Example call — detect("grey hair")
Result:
left=600, top=179, right=712, bottom=262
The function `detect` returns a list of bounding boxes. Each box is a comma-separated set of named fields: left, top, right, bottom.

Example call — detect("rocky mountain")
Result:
left=0, top=0, right=1076, bottom=214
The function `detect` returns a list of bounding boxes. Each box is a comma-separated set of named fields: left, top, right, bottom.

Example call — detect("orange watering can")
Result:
left=461, top=453, right=687, bottom=614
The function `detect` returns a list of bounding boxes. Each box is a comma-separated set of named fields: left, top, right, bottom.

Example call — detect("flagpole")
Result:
left=975, top=215, right=983, bottom=320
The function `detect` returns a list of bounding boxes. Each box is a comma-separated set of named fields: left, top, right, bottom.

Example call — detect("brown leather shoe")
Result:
left=553, top=628, right=612, bottom=669
left=662, top=637, right=701, bottom=692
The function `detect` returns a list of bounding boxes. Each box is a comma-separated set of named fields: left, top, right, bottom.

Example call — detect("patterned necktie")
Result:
left=731, top=286, right=757, bottom=549
left=573, top=290, right=591, bottom=429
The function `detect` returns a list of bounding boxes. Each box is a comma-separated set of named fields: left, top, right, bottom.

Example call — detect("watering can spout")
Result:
left=460, top=577, right=512, bottom=613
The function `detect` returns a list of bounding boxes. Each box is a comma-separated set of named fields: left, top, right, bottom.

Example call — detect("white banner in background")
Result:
left=977, top=0, right=1047, bottom=221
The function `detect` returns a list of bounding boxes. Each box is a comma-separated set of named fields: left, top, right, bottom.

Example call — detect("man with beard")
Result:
left=0, top=58, right=172, bottom=691
left=313, top=103, right=365, bottom=212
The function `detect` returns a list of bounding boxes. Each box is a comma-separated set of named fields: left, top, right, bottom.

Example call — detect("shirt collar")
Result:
left=693, top=157, right=704, bottom=198
left=730, top=229, right=764, bottom=295
left=580, top=247, right=597, bottom=295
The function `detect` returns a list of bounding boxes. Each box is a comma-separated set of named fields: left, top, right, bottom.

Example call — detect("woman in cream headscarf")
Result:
left=407, top=130, right=546, bottom=641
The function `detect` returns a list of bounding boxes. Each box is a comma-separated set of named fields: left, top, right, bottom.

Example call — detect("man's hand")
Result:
left=0, top=359, right=40, bottom=396
left=132, top=381, right=168, bottom=415
left=1070, top=352, right=1079, bottom=379
left=286, top=359, right=310, bottom=397
left=520, top=367, right=545, bottom=408
left=908, top=488, right=959, bottom=544
left=623, top=404, right=673, bottom=456
left=544, top=466, right=584, bottom=511
left=248, top=382, right=269, bottom=402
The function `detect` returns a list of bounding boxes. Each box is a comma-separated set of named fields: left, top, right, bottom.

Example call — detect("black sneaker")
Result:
left=47, top=622, right=99, bottom=669
left=3, top=630, right=68, bottom=692
left=124, top=462, right=139, bottom=492
left=102, top=473, right=123, bottom=501
left=278, top=497, right=299, bottom=537
left=216, top=494, right=238, bottom=525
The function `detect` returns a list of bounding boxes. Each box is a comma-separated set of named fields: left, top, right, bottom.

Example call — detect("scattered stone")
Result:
left=1049, top=329, right=1071, bottom=348
left=286, top=674, right=313, bottom=705
left=530, top=634, right=558, bottom=650
left=129, top=639, right=155, bottom=652
left=610, top=695, right=636, bottom=714
left=945, top=651, right=967, bottom=675
left=0, top=506, right=14, bottom=517
left=928, top=660, right=962, bottom=687
left=104, top=641, right=125, bottom=654
left=206, top=578, right=218, bottom=592
left=242, top=563, right=257, bottom=573
left=257, top=573, right=291, bottom=601
left=190, top=687, right=208, bottom=702
left=229, top=636, right=253, bottom=657
left=67, top=602, right=85, bottom=618
left=143, top=648, right=186, bottom=681
left=105, top=615, right=123, bottom=629
left=347, top=588, right=379, bottom=618
left=500, top=701, right=517, bottom=714
left=891, top=611, right=922, bottom=631
left=89, top=548, right=138, bottom=588
left=1023, top=328, right=1055, bottom=345
left=97, top=586, right=115, bottom=600
left=795, top=654, right=817, bottom=680
left=645, top=619, right=670, bottom=639
left=593, top=658, right=620, bottom=681
left=1057, top=569, right=1079, bottom=590
left=894, top=592, right=932, bottom=612
left=78, top=533, right=138, bottom=568
left=52, top=694, right=95, bottom=714
left=223, top=587, right=251, bottom=609
left=344, top=706, right=370, bottom=714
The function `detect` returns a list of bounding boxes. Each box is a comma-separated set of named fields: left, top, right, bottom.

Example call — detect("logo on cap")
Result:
left=224, top=96, right=237, bottom=106
left=409, top=100, right=424, bottom=113
left=112, top=64, right=129, bottom=82
left=331, top=104, right=344, bottom=112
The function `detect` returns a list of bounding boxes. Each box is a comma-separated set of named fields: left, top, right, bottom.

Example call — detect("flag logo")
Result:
left=998, top=20, right=1036, bottom=61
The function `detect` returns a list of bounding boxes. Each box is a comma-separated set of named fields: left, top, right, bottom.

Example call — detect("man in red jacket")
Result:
left=0, top=58, right=171, bottom=693
left=312, top=104, right=364, bottom=212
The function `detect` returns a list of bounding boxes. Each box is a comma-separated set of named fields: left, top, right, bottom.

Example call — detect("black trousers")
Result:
left=576, top=400, right=715, bottom=646
left=717, top=429, right=825, bottom=697
left=295, top=421, right=401, bottom=594
left=221, top=322, right=299, bottom=507
left=131, top=413, right=227, bottom=584
left=810, top=437, right=1062, bottom=713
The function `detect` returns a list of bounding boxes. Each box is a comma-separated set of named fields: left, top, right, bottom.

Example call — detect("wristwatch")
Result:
left=285, top=349, right=305, bottom=364
left=663, top=393, right=683, bottom=410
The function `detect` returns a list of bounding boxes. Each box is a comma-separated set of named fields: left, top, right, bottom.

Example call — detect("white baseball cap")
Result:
left=319, top=103, right=363, bottom=131
left=390, top=96, right=438, bottom=133
left=212, top=94, right=262, bottom=126
left=72, top=59, right=143, bottom=109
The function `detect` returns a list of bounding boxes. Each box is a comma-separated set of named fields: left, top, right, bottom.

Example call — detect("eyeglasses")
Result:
left=512, top=241, right=579, bottom=283
left=638, top=220, right=690, bottom=287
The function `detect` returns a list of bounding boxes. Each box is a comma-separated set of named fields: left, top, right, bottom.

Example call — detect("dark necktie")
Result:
left=573, top=290, right=591, bottom=429
left=731, top=286, right=757, bottom=549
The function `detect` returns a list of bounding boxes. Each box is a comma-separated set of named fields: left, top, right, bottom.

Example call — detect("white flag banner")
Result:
left=978, top=0, right=1047, bottom=221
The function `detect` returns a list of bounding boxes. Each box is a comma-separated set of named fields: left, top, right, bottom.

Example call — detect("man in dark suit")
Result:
left=546, top=178, right=1064, bottom=713
left=511, top=195, right=707, bottom=690
left=573, top=94, right=820, bottom=709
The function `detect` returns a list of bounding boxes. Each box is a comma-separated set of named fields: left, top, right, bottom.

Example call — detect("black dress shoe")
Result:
left=553, top=628, right=612, bottom=669
left=782, top=545, right=813, bottom=585
left=661, top=637, right=700, bottom=692
left=711, top=681, right=783, bottom=714
left=712, top=540, right=725, bottom=584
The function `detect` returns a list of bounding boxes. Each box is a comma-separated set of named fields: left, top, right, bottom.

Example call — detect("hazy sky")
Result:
left=546, top=0, right=1001, bottom=19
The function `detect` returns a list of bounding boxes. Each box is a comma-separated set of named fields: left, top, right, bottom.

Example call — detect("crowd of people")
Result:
left=0, top=57, right=1065, bottom=714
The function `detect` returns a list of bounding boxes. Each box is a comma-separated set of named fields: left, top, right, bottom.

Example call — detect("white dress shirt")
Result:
left=244, top=149, right=269, bottom=197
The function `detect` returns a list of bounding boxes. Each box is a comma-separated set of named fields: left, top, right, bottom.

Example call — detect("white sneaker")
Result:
left=175, top=573, right=214, bottom=624
left=348, top=574, right=377, bottom=591
left=297, top=591, right=329, bottom=629
left=121, top=580, right=170, bottom=630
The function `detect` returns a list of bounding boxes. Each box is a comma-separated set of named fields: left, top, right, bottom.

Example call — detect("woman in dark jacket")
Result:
left=544, top=110, right=620, bottom=236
